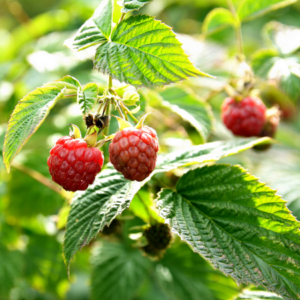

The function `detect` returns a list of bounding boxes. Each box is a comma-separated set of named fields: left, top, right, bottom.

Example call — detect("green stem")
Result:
left=227, top=0, right=243, bottom=55
left=115, top=99, right=125, bottom=119
left=120, top=101, right=138, bottom=123
left=118, top=13, right=125, bottom=24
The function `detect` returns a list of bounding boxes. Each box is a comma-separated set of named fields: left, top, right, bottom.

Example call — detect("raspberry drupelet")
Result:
left=109, top=126, right=159, bottom=182
left=222, top=96, right=267, bottom=137
left=47, top=136, right=104, bottom=192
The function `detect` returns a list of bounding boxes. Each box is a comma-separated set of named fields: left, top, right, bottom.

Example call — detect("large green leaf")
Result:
left=66, top=0, right=113, bottom=51
left=91, top=241, right=151, bottom=300
left=264, top=21, right=300, bottom=55
left=237, top=0, right=297, bottom=22
left=157, top=164, right=300, bottom=299
left=63, top=137, right=269, bottom=268
left=78, top=83, right=98, bottom=115
left=0, top=243, right=22, bottom=299
left=202, top=8, right=236, bottom=34
left=3, top=86, right=65, bottom=172
left=155, top=242, right=239, bottom=300
left=278, top=58, right=300, bottom=102
left=251, top=49, right=279, bottom=79
left=159, top=87, right=214, bottom=143
left=24, top=235, right=68, bottom=295
left=121, top=0, right=152, bottom=13
left=94, top=15, right=212, bottom=88
left=63, top=168, right=143, bottom=268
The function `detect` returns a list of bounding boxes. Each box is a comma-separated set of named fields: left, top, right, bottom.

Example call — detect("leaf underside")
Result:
left=94, top=15, right=212, bottom=88
left=78, top=83, right=99, bottom=115
left=63, top=137, right=271, bottom=267
left=159, top=87, right=214, bottom=143
left=157, top=164, right=300, bottom=299
left=121, top=0, right=152, bottom=13
left=66, top=0, right=113, bottom=51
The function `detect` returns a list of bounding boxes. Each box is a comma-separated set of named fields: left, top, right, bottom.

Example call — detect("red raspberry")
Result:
left=47, top=136, right=104, bottom=192
left=222, top=96, right=267, bottom=137
left=109, top=126, right=159, bottom=182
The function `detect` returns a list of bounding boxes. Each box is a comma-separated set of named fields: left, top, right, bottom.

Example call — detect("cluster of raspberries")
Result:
left=48, top=126, right=159, bottom=192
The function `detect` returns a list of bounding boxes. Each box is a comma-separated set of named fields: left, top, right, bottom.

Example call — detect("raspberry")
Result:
left=47, top=136, right=104, bottom=192
left=142, top=223, right=172, bottom=257
left=109, top=126, right=159, bottom=181
left=222, top=96, right=267, bottom=137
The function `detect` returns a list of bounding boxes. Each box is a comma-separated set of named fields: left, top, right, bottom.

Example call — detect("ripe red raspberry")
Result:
left=47, top=136, right=104, bottom=192
left=109, top=126, right=159, bottom=181
left=222, top=96, right=267, bottom=137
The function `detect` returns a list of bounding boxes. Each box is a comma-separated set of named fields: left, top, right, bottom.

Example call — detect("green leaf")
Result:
left=66, top=0, right=113, bottom=51
left=63, top=137, right=269, bottom=268
left=279, top=58, right=300, bottom=101
left=45, top=75, right=80, bottom=91
left=159, top=87, right=214, bottom=143
left=202, top=8, right=236, bottom=34
left=94, top=15, right=213, bottom=88
left=236, top=290, right=283, bottom=299
left=63, top=168, right=143, bottom=268
left=155, top=242, right=239, bottom=300
left=264, top=21, right=300, bottom=55
left=157, top=164, right=300, bottom=299
left=0, top=243, right=22, bottom=298
left=251, top=49, right=279, bottom=79
left=91, top=241, right=151, bottom=300
left=237, top=0, right=297, bottom=22
left=121, top=0, right=152, bottom=13
left=78, top=83, right=99, bottom=115
left=25, top=235, right=68, bottom=295
left=3, top=86, right=65, bottom=172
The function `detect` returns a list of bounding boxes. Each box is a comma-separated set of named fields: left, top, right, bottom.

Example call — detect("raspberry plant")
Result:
left=2, top=0, right=300, bottom=299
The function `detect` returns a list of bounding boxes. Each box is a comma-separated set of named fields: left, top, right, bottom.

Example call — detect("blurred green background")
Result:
left=1, top=0, right=300, bottom=299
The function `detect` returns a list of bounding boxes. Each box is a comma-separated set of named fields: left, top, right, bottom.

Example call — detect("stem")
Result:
left=120, top=101, right=138, bottom=123
left=115, top=99, right=125, bottom=119
left=64, top=94, right=77, bottom=98
left=108, top=76, right=113, bottom=89
left=227, top=0, right=243, bottom=55
left=12, top=163, right=68, bottom=198
left=137, top=194, right=156, bottom=225
left=118, top=13, right=125, bottom=24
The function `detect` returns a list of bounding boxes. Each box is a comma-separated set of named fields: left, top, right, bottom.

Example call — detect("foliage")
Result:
left=1, top=0, right=300, bottom=299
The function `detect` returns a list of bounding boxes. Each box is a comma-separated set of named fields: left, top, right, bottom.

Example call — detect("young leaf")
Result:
left=159, top=87, right=214, bottom=143
left=202, top=8, right=237, bottom=34
left=78, top=83, right=99, bottom=115
left=45, top=75, right=81, bottom=91
left=91, top=242, right=151, bottom=300
left=237, top=0, right=297, bottom=22
left=157, top=164, right=300, bottom=299
left=94, top=15, right=213, bottom=88
left=65, top=0, right=113, bottom=51
left=121, top=0, right=152, bottom=13
left=3, top=86, right=65, bottom=172
left=63, top=137, right=269, bottom=268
